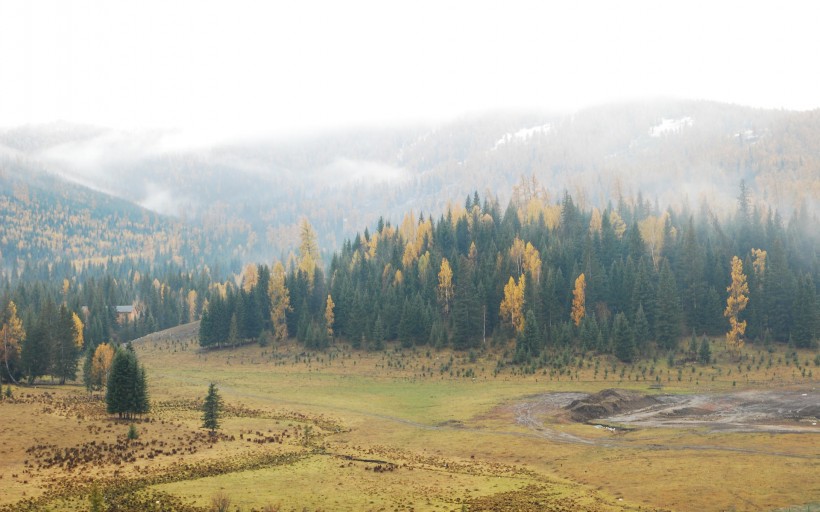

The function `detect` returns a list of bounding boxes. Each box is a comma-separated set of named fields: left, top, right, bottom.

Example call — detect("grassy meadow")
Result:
left=0, top=323, right=817, bottom=511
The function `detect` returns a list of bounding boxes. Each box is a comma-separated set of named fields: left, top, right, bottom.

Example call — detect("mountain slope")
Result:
left=2, top=100, right=818, bottom=264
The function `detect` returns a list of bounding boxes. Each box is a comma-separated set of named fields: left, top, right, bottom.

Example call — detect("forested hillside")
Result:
left=2, top=101, right=819, bottom=387
left=198, top=181, right=819, bottom=370
left=3, top=100, right=819, bottom=262
left=0, top=161, right=249, bottom=277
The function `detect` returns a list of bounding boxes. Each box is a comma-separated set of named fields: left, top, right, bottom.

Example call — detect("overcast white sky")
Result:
left=1, top=0, right=818, bottom=141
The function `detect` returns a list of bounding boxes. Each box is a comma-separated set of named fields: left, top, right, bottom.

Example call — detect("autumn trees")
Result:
left=184, top=183, right=818, bottom=364
left=5, top=181, right=817, bottom=377
left=724, top=256, right=749, bottom=355
left=0, top=301, right=25, bottom=383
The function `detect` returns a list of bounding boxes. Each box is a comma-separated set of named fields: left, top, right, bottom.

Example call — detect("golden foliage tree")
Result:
left=608, top=211, right=627, bottom=238
left=241, top=263, right=259, bottom=293
left=509, top=238, right=542, bottom=283
left=509, top=237, right=526, bottom=276
left=589, top=207, right=603, bottom=234
left=269, top=262, right=292, bottom=343
left=91, top=343, right=115, bottom=390
left=187, top=289, right=198, bottom=322
left=500, top=275, right=526, bottom=333
left=1, top=301, right=25, bottom=381
left=325, top=294, right=335, bottom=340
left=638, top=213, right=672, bottom=269
left=724, top=256, right=749, bottom=355
left=571, top=273, right=586, bottom=327
left=72, top=312, right=84, bottom=349
left=751, top=248, right=767, bottom=279
left=437, top=258, right=454, bottom=317
left=298, top=218, right=319, bottom=287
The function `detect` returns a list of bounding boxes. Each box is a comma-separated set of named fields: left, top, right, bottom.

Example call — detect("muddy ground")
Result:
left=515, top=387, right=819, bottom=444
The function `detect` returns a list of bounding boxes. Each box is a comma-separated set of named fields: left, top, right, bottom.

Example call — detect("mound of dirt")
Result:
left=566, top=389, right=660, bottom=423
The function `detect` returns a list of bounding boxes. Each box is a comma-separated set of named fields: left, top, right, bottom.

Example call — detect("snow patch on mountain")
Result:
left=493, top=123, right=552, bottom=149
left=648, top=117, right=693, bottom=137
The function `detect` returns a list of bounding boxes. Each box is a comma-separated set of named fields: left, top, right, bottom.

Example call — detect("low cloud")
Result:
left=321, top=158, right=408, bottom=187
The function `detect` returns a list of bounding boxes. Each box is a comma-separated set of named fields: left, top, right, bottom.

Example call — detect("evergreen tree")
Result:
left=655, top=260, right=681, bottom=351
left=765, top=239, right=794, bottom=341
left=792, top=275, right=817, bottom=348
left=613, top=312, right=635, bottom=362
left=698, top=336, right=712, bottom=364
left=202, top=382, right=223, bottom=433
left=515, top=310, right=539, bottom=363
left=53, top=305, right=80, bottom=385
left=106, top=346, right=149, bottom=420
left=633, top=303, right=650, bottom=353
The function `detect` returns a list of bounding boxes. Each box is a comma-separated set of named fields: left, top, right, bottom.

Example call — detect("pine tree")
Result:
left=655, top=260, right=681, bottom=351
left=54, top=305, right=80, bottom=385
left=791, top=275, right=817, bottom=349
left=202, top=382, right=223, bottom=434
left=106, top=346, right=149, bottom=420
left=613, top=312, right=635, bottom=362
left=633, top=303, right=650, bottom=353
left=698, top=336, right=712, bottom=364
left=515, top=310, right=539, bottom=363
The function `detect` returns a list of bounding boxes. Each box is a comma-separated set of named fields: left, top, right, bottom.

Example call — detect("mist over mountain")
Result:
left=2, top=100, right=818, bottom=266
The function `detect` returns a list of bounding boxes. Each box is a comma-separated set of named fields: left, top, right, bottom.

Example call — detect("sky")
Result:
left=1, top=0, right=819, bottom=142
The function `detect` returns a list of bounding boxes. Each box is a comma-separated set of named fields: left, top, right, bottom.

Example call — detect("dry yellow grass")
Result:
left=0, top=324, right=817, bottom=511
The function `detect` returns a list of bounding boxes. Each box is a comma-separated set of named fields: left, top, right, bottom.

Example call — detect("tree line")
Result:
left=0, top=258, right=213, bottom=384
left=197, top=181, right=819, bottom=364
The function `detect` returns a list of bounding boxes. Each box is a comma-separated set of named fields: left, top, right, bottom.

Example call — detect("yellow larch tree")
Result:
left=324, top=294, right=335, bottom=341
left=500, top=275, right=526, bottom=333
left=589, top=207, right=603, bottom=235
left=724, top=256, right=749, bottom=355
left=571, top=273, right=586, bottom=327
left=1, top=301, right=25, bottom=382
left=638, top=213, right=671, bottom=269
left=187, top=289, right=198, bottom=322
left=437, top=258, right=454, bottom=317
left=509, top=238, right=526, bottom=275
left=72, top=312, right=84, bottom=349
left=241, top=263, right=259, bottom=293
left=608, top=211, right=627, bottom=238
left=751, top=248, right=767, bottom=280
left=298, top=218, right=319, bottom=287
left=91, top=343, right=115, bottom=390
left=269, top=262, right=292, bottom=343
left=523, top=242, right=542, bottom=284
left=418, top=251, right=432, bottom=282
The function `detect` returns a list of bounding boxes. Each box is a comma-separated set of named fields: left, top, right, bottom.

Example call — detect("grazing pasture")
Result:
left=0, top=322, right=817, bottom=511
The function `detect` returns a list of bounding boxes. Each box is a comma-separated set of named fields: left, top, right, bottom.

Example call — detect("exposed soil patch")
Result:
left=565, top=389, right=661, bottom=423
left=517, top=388, right=820, bottom=439
left=605, top=388, right=820, bottom=432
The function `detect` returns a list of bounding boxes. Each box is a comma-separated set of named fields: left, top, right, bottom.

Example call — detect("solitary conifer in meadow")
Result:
left=202, top=382, right=223, bottom=434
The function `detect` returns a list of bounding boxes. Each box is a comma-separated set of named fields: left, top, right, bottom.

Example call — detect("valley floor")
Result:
left=1, top=323, right=818, bottom=511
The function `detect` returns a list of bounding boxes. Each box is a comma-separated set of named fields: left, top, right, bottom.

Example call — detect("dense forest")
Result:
left=1, top=176, right=818, bottom=386
left=197, top=179, right=819, bottom=369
